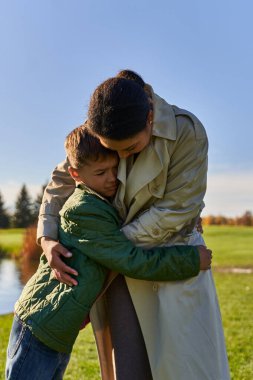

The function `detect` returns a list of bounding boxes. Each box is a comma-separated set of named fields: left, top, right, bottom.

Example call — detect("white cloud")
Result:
left=203, top=171, right=253, bottom=217
left=0, top=181, right=42, bottom=211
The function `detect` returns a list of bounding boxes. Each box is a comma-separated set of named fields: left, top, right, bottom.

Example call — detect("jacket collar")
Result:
left=147, top=84, right=177, bottom=141
left=76, top=183, right=113, bottom=205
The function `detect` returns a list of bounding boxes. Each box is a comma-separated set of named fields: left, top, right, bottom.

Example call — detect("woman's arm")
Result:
left=38, top=158, right=78, bottom=286
left=37, top=158, right=75, bottom=242
left=122, top=113, right=208, bottom=246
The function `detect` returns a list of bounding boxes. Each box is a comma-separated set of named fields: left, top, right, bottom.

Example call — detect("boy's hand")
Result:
left=197, top=245, right=212, bottom=270
left=41, top=237, right=78, bottom=286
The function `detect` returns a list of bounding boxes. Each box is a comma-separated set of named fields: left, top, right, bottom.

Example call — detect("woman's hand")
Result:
left=197, top=245, right=212, bottom=270
left=196, top=217, right=203, bottom=234
left=41, top=237, right=78, bottom=286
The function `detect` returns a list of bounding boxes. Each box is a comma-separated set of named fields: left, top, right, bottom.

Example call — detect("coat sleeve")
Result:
left=60, top=201, right=200, bottom=281
left=122, top=114, right=208, bottom=246
left=37, top=158, right=76, bottom=242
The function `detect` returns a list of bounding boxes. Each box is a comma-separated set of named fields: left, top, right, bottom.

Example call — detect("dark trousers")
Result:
left=106, top=275, right=153, bottom=380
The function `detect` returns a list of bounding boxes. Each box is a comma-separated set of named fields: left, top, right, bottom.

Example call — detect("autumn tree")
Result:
left=202, top=215, right=216, bottom=225
left=239, top=211, right=253, bottom=226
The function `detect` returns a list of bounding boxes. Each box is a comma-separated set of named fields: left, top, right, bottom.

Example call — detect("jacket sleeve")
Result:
left=60, top=201, right=200, bottom=281
left=37, top=158, right=76, bottom=242
left=122, top=114, right=208, bottom=246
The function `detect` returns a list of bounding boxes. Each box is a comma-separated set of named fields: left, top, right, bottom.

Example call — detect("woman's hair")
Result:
left=117, top=69, right=153, bottom=110
left=116, top=69, right=145, bottom=88
left=88, top=76, right=150, bottom=140
left=65, top=124, right=116, bottom=169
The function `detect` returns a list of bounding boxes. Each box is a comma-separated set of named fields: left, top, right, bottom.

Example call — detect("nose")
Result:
left=107, top=169, right=117, bottom=183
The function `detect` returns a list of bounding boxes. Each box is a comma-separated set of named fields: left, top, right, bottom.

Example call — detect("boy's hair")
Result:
left=65, top=124, right=116, bottom=169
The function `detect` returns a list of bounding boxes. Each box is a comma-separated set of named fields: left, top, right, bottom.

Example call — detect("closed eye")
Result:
left=124, top=145, right=137, bottom=152
left=95, top=171, right=105, bottom=176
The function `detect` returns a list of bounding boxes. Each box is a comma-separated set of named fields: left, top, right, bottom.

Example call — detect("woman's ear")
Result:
left=68, top=166, right=80, bottom=181
left=147, top=110, right=153, bottom=126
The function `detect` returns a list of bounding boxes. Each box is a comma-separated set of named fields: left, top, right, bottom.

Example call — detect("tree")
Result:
left=31, top=184, right=47, bottom=224
left=240, top=211, right=253, bottom=226
left=0, top=191, right=10, bottom=228
left=13, top=185, right=34, bottom=228
left=202, top=215, right=216, bottom=225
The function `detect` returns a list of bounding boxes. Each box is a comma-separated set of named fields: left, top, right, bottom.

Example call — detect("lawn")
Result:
left=0, top=226, right=253, bottom=379
left=214, top=272, right=253, bottom=379
left=0, top=229, right=24, bottom=258
left=203, top=225, right=253, bottom=268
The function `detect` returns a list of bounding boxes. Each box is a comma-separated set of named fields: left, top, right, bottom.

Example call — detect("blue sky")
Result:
left=0, top=0, right=252, bottom=216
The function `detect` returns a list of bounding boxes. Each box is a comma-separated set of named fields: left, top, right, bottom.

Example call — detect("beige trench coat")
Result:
left=112, top=91, right=230, bottom=379
left=37, top=88, right=230, bottom=379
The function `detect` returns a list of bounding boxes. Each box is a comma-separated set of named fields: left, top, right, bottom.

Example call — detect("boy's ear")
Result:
left=68, top=166, right=81, bottom=181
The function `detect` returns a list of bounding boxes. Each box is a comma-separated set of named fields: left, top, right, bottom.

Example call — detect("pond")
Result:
left=0, top=258, right=39, bottom=315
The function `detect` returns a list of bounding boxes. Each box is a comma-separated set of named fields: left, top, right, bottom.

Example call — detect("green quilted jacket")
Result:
left=15, top=186, right=200, bottom=353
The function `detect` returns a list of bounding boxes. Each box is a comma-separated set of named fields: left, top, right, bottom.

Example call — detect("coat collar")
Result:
left=115, top=90, right=176, bottom=211
left=147, top=85, right=177, bottom=141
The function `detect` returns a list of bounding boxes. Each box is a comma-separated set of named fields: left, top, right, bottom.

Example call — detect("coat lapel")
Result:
left=114, top=159, right=128, bottom=220
left=115, top=146, right=163, bottom=219
left=125, top=141, right=163, bottom=205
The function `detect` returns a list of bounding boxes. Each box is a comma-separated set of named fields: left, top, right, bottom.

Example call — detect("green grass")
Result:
left=214, top=273, right=253, bottom=380
left=0, top=229, right=24, bottom=258
left=203, top=226, right=253, bottom=268
left=64, top=325, right=100, bottom=379
left=0, top=314, right=12, bottom=378
left=0, top=226, right=253, bottom=379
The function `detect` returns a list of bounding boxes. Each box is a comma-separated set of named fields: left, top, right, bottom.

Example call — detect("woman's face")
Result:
left=98, top=123, right=152, bottom=159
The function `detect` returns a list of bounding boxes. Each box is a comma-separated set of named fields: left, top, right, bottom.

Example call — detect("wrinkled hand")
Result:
left=41, top=237, right=78, bottom=286
left=196, top=217, right=203, bottom=234
left=197, top=245, right=212, bottom=270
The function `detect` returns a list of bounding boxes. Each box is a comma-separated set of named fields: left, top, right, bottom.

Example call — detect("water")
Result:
left=0, top=258, right=38, bottom=315
left=0, top=259, right=23, bottom=314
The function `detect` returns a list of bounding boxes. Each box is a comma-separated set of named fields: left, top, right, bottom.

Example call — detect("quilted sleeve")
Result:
left=59, top=198, right=200, bottom=281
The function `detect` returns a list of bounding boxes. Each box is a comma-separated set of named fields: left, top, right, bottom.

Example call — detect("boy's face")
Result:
left=69, top=154, right=119, bottom=198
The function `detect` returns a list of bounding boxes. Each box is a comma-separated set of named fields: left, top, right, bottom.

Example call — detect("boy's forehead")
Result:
left=88, top=154, right=119, bottom=169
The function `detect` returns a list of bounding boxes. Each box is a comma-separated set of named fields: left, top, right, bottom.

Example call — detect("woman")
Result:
left=38, top=71, right=230, bottom=379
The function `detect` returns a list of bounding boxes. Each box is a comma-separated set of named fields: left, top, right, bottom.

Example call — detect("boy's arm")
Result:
left=60, top=201, right=211, bottom=282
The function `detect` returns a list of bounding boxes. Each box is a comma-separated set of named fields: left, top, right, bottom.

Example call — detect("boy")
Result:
left=6, top=125, right=211, bottom=380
